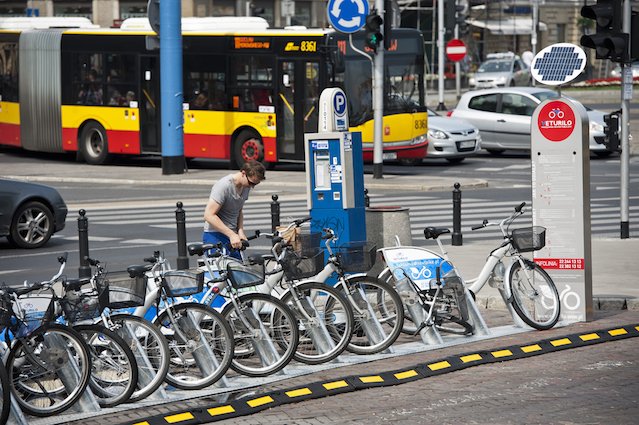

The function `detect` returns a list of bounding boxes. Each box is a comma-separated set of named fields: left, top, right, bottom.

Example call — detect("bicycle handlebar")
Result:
left=470, top=203, right=527, bottom=234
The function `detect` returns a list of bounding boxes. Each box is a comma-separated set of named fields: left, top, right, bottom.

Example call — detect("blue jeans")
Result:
left=202, top=231, right=241, bottom=260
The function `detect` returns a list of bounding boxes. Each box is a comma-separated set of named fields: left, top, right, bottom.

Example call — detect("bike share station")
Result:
left=19, top=50, right=595, bottom=425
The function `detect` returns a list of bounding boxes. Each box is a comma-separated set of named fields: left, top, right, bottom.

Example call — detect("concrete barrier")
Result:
left=365, top=206, right=412, bottom=249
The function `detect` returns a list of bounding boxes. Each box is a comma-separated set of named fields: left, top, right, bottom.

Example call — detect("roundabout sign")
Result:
left=327, top=0, right=369, bottom=34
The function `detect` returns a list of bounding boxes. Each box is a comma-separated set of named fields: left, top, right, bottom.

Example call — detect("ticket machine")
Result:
left=304, top=88, right=366, bottom=245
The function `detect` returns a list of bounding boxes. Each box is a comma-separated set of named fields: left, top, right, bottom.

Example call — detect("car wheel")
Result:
left=8, top=201, right=54, bottom=249
left=80, top=121, right=111, bottom=165
left=446, top=157, right=465, bottom=164
left=486, top=149, right=505, bottom=155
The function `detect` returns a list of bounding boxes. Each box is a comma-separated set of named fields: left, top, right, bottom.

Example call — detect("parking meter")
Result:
left=304, top=88, right=366, bottom=246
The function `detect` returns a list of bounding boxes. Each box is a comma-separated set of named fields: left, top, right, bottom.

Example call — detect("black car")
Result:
left=0, top=179, right=68, bottom=248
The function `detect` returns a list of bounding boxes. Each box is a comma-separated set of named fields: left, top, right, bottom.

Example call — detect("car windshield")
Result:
left=477, top=59, right=511, bottom=73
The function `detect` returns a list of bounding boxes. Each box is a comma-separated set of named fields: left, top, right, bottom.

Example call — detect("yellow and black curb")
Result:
left=131, top=323, right=639, bottom=425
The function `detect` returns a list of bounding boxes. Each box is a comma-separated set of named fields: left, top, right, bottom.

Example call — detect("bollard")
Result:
left=175, top=201, right=189, bottom=270
left=271, top=194, right=280, bottom=234
left=364, top=188, right=370, bottom=208
left=77, top=209, right=91, bottom=279
left=452, top=182, right=463, bottom=246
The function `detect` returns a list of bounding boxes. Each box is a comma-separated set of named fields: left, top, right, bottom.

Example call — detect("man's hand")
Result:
left=229, top=233, right=243, bottom=249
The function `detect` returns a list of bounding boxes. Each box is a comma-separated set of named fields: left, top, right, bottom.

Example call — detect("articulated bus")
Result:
left=0, top=17, right=428, bottom=167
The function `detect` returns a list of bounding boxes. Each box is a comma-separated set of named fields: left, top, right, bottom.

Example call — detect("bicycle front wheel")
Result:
left=509, top=259, right=560, bottom=330
left=7, top=323, right=91, bottom=417
left=74, top=324, right=138, bottom=407
left=222, top=293, right=299, bottom=377
left=343, top=276, right=404, bottom=355
left=280, top=281, right=354, bottom=365
left=110, top=314, right=170, bottom=402
left=155, top=302, right=234, bottom=389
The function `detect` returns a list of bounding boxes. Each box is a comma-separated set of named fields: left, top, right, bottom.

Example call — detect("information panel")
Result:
left=531, top=98, right=593, bottom=322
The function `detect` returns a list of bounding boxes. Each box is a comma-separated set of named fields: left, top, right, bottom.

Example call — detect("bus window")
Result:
left=0, top=42, right=18, bottom=102
left=105, top=53, right=136, bottom=107
left=184, top=54, right=226, bottom=110
left=230, top=55, right=273, bottom=112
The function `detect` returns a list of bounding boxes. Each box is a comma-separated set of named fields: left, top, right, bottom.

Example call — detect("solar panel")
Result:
left=531, top=43, right=587, bottom=86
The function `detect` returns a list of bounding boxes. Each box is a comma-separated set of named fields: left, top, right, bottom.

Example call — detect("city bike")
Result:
left=379, top=202, right=561, bottom=332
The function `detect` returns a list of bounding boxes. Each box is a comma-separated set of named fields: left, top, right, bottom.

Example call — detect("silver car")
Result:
left=426, top=108, right=481, bottom=163
left=450, top=87, right=612, bottom=157
left=468, top=52, right=532, bottom=89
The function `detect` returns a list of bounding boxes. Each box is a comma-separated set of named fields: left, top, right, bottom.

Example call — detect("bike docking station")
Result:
left=529, top=43, right=594, bottom=324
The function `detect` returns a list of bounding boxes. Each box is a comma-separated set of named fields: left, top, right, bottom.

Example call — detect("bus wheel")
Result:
left=233, top=130, right=264, bottom=168
left=80, top=122, right=111, bottom=165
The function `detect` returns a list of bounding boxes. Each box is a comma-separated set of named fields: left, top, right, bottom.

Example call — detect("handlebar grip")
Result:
left=85, top=257, right=100, bottom=266
left=143, top=257, right=158, bottom=264
left=58, top=252, right=68, bottom=264
left=471, top=225, right=484, bottom=231
left=272, top=236, right=283, bottom=244
left=294, top=216, right=312, bottom=226
left=241, top=240, right=250, bottom=249
left=515, top=202, right=526, bottom=212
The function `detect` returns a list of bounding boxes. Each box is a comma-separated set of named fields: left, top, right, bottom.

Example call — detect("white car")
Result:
left=426, top=108, right=482, bottom=163
left=610, top=61, right=639, bottom=78
left=449, top=87, right=613, bottom=157
left=468, top=52, right=532, bottom=89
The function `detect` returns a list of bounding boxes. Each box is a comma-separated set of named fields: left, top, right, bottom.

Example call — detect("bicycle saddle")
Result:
left=423, top=227, right=451, bottom=240
left=127, top=264, right=150, bottom=278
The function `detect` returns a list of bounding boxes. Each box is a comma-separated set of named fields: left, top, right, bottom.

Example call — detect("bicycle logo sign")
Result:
left=537, top=100, right=575, bottom=142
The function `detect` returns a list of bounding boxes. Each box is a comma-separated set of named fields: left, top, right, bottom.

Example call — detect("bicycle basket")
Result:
left=334, top=242, right=377, bottom=273
left=277, top=228, right=321, bottom=256
left=14, top=293, right=55, bottom=328
left=227, top=261, right=264, bottom=289
left=61, top=281, right=109, bottom=322
left=102, top=271, right=147, bottom=309
left=511, top=226, right=546, bottom=252
left=281, top=248, right=325, bottom=280
left=162, top=269, right=204, bottom=297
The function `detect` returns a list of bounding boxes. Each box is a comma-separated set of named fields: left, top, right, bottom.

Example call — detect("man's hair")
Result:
left=241, top=160, right=266, bottom=181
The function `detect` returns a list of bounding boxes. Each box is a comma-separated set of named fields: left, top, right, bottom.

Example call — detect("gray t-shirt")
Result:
left=203, top=174, right=250, bottom=232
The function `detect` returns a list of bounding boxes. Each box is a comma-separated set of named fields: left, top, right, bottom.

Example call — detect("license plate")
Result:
left=382, top=152, right=397, bottom=160
left=459, top=141, right=475, bottom=149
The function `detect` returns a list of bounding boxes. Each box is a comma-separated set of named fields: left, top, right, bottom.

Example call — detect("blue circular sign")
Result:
left=327, top=0, right=369, bottom=34
left=333, top=91, right=347, bottom=117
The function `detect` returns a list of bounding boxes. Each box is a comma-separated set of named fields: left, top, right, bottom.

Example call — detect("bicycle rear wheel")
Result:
left=7, top=323, right=91, bottom=417
left=109, top=314, right=170, bottom=402
left=222, top=293, right=299, bottom=377
left=509, top=259, right=560, bottom=330
left=343, top=276, right=404, bottom=355
left=280, top=281, right=354, bottom=365
left=155, top=302, right=234, bottom=389
left=74, top=324, right=138, bottom=407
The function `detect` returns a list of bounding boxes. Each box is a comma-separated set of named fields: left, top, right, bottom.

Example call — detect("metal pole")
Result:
left=77, top=209, right=90, bottom=279
left=531, top=0, right=538, bottom=86
left=454, top=15, right=461, bottom=100
left=271, top=194, right=280, bottom=234
left=364, top=188, right=370, bottom=208
left=175, top=201, right=189, bottom=269
left=160, top=0, right=185, bottom=175
left=452, top=182, right=463, bottom=246
left=372, top=0, right=385, bottom=179
left=436, top=0, right=446, bottom=110
left=619, top=0, right=631, bottom=239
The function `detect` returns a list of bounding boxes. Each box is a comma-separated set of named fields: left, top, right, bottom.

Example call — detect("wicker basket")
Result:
left=334, top=242, right=377, bottom=273
left=61, top=282, right=109, bottom=322
left=101, top=272, right=147, bottom=309
left=281, top=248, right=325, bottom=280
left=277, top=228, right=321, bottom=255
left=511, top=226, right=546, bottom=252
left=162, top=269, right=204, bottom=297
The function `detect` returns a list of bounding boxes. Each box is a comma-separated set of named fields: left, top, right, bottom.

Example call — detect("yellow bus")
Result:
left=0, top=17, right=428, bottom=167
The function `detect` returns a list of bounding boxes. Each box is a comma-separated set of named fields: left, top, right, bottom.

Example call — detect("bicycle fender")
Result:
left=503, top=260, right=518, bottom=303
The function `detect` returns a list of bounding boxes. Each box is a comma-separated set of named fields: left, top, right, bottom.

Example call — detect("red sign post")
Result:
left=446, top=39, right=466, bottom=62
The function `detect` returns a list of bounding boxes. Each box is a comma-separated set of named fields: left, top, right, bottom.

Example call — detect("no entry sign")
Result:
left=446, top=39, right=466, bottom=62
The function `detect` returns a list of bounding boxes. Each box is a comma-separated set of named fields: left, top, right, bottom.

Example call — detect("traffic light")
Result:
left=603, top=111, right=621, bottom=151
left=580, top=0, right=628, bottom=62
left=364, top=12, right=383, bottom=53
left=445, top=0, right=466, bottom=39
